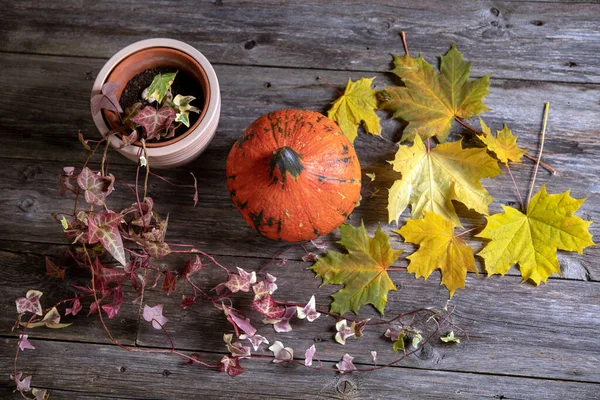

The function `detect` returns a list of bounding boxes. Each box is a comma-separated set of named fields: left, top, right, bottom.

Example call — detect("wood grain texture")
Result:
left=1, top=0, right=600, bottom=398
left=2, top=339, right=600, bottom=399
left=1, top=1, right=600, bottom=83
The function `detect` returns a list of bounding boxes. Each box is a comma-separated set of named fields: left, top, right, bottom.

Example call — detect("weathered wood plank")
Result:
left=0, top=242, right=139, bottom=344
left=1, top=1, right=599, bottom=83
left=1, top=52, right=600, bottom=169
left=0, top=152, right=597, bottom=280
left=2, top=338, right=599, bottom=399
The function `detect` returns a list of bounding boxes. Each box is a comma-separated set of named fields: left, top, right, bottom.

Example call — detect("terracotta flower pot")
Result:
left=91, top=38, right=221, bottom=168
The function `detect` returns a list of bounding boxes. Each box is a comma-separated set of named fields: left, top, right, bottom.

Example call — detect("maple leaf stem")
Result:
left=427, top=137, right=431, bottom=153
left=316, top=76, right=343, bottom=96
left=527, top=102, right=550, bottom=208
left=505, top=162, right=524, bottom=212
left=387, top=267, right=407, bottom=272
left=455, top=117, right=556, bottom=174
left=399, top=31, right=410, bottom=57
left=455, top=225, right=484, bottom=237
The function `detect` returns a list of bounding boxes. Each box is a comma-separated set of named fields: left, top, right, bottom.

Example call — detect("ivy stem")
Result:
left=505, top=162, right=524, bottom=212
left=400, top=31, right=410, bottom=57
left=527, top=102, right=550, bottom=207
left=316, top=76, right=343, bottom=96
left=142, top=139, right=150, bottom=198
left=83, top=244, right=220, bottom=369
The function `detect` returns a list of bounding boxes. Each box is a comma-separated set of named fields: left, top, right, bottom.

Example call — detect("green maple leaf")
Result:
left=311, top=222, right=401, bottom=315
left=327, top=77, right=381, bottom=143
left=379, top=44, right=490, bottom=143
left=388, top=136, right=501, bottom=227
left=477, top=185, right=595, bottom=284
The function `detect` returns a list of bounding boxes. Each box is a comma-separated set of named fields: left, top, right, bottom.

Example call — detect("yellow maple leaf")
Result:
left=397, top=212, right=477, bottom=297
left=477, top=185, right=595, bottom=284
left=379, top=44, right=490, bottom=143
left=311, top=222, right=401, bottom=315
left=388, top=136, right=501, bottom=227
left=478, top=119, right=527, bottom=163
left=327, top=77, right=381, bottom=143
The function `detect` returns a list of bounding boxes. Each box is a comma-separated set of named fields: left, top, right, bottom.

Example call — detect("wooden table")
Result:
left=1, top=1, right=599, bottom=398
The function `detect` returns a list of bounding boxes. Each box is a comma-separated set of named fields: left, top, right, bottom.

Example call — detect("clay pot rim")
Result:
left=91, top=39, right=221, bottom=160
left=101, top=46, right=211, bottom=148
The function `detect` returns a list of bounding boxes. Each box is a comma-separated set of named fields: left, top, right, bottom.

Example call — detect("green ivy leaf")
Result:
left=146, top=72, right=177, bottom=103
left=393, top=333, right=406, bottom=353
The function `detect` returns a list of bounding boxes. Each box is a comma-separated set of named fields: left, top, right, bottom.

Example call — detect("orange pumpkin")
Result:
left=226, top=109, right=361, bottom=242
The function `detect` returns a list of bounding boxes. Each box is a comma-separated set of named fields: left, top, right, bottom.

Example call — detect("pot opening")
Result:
left=101, top=47, right=211, bottom=148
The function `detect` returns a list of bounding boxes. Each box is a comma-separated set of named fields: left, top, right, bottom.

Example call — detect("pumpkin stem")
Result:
left=270, top=146, right=304, bottom=184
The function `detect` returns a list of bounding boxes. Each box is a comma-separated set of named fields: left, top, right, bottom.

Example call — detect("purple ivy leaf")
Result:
left=336, top=353, right=357, bottom=373
left=16, top=290, right=43, bottom=316
left=65, top=298, right=82, bottom=316
left=45, top=257, right=65, bottom=280
left=225, top=267, right=257, bottom=293
left=122, top=197, right=154, bottom=228
left=77, top=167, right=115, bottom=206
left=19, top=335, right=35, bottom=351
left=183, top=255, right=203, bottom=278
left=384, top=327, right=402, bottom=342
left=91, top=81, right=123, bottom=115
left=223, top=333, right=251, bottom=358
left=311, top=239, right=328, bottom=249
left=219, top=355, right=244, bottom=377
left=252, top=292, right=285, bottom=319
left=88, top=212, right=126, bottom=266
left=296, top=295, right=321, bottom=322
left=239, top=333, right=269, bottom=351
left=268, top=341, right=294, bottom=363
left=180, top=295, right=196, bottom=309
left=131, top=106, right=176, bottom=140
left=263, top=307, right=296, bottom=333
left=143, top=304, right=168, bottom=329
left=302, top=252, right=319, bottom=262
left=304, top=344, right=316, bottom=366
left=371, top=351, right=377, bottom=363
left=225, top=307, right=257, bottom=337
left=162, top=270, right=178, bottom=296
left=265, top=273, right=278, bottom=294
left=101, top=304, right=120, bottom=319
left=335, top=319, right=354, bottom=345
left=10, top=372, right=32, bottom=392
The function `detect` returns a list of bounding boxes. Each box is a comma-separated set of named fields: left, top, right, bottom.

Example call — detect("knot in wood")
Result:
left=336, top=377, right=356, bottom=395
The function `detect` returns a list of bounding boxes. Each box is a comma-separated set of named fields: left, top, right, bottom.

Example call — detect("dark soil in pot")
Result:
left=119, top=67, right=205, bottom=143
